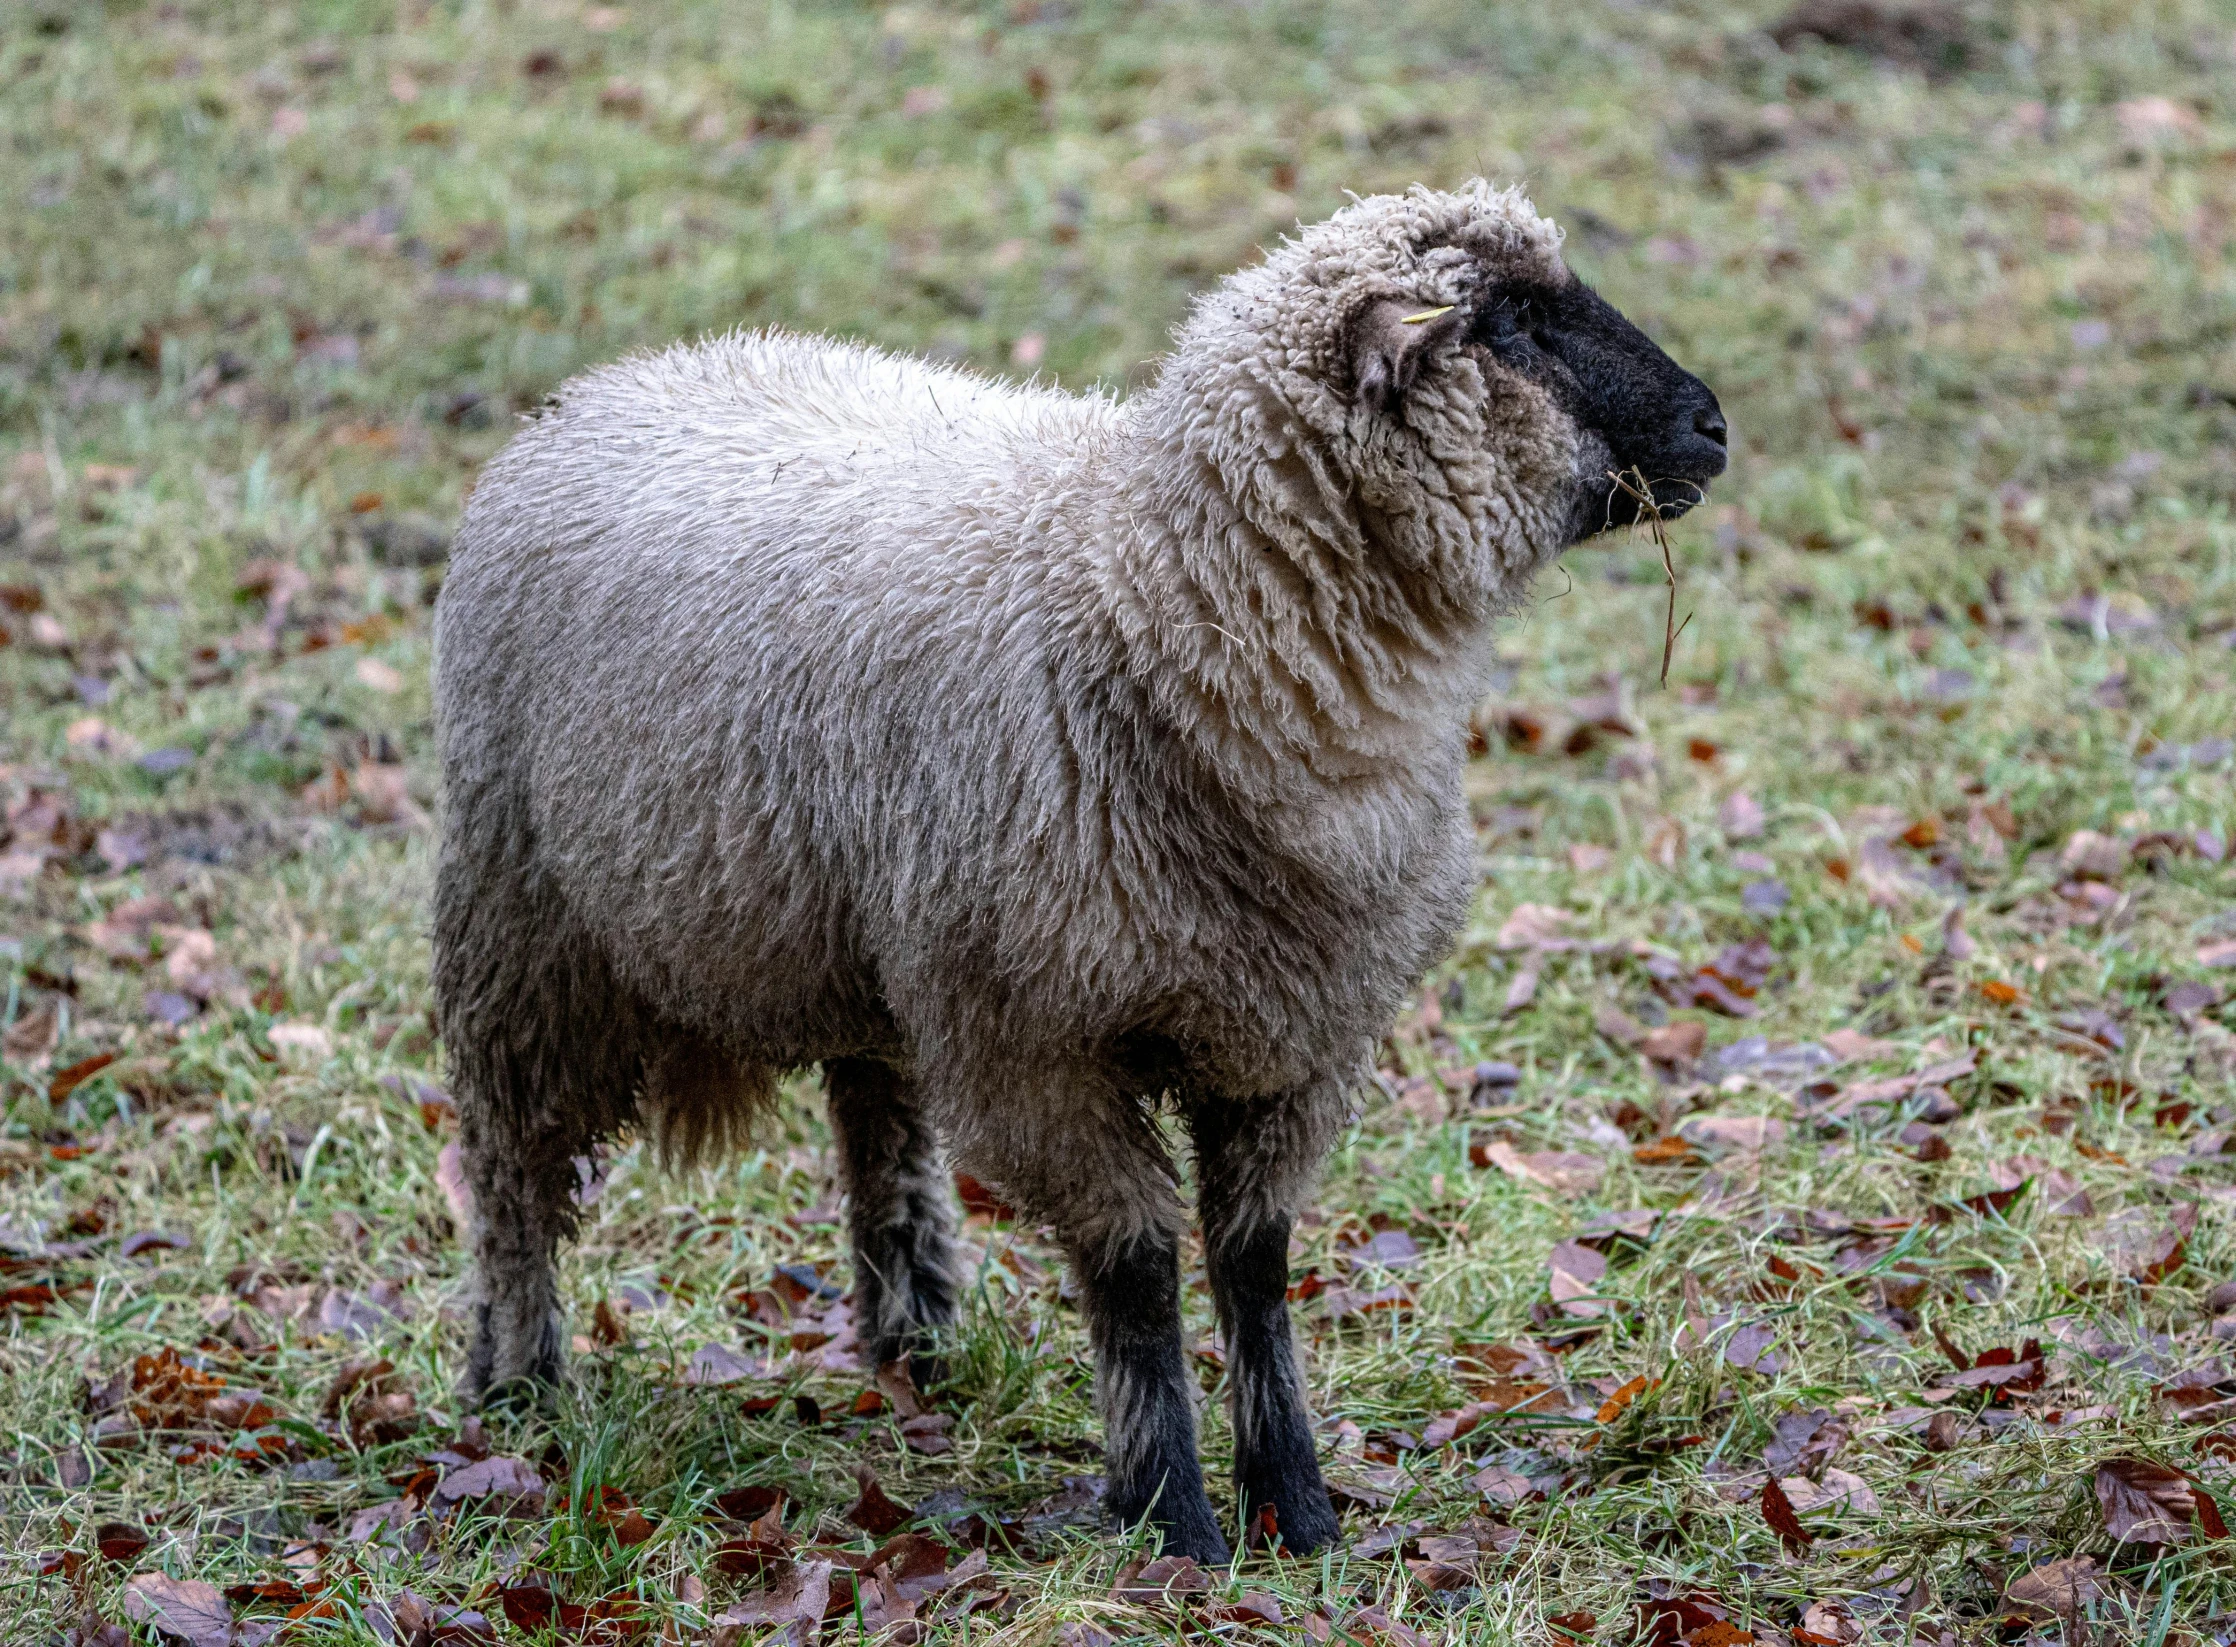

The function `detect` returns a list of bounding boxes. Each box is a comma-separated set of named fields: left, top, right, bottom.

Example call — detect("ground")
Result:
left=3, top=0, right=2236, bottom=1642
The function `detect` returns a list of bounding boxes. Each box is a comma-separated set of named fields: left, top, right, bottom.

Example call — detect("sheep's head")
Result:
left=1174, top=181, right=1727, bottom=587
left=1343, top=208, right=1728, bottom=546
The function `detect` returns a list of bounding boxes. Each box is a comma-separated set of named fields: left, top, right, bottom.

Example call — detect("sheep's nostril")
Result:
left=1694, top=405, right=1728, bottom=447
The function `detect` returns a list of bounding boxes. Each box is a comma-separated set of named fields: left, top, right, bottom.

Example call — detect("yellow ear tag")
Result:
left=1400, top=305, right=1456, bottom=324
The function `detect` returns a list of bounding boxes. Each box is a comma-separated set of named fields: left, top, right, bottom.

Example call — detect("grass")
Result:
left=4, top=0, right=2236, bottom=1641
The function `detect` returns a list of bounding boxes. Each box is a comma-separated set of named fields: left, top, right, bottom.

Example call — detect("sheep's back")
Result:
left=436, top=328, right=1477, bottom=1093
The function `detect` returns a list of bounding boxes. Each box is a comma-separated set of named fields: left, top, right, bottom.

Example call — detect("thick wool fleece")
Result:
left=433, top=185, right=1589, bottom=1533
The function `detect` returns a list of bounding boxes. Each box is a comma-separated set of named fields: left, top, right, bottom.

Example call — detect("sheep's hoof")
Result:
left=474, top=1373, right=562, bottom=1417
left=1140, top=1500, right=1232, bottom=1567
left=1160, top=1523, right=1233, bottom=1567
left=459, top=1302, right=566, bottom=1410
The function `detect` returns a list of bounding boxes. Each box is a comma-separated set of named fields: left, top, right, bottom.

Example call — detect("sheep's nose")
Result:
left=1694, top=404, right=1728, bottom=447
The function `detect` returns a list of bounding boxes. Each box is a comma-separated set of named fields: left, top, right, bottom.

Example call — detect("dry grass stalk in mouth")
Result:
left=1607, top=465, right=1693, bottom=688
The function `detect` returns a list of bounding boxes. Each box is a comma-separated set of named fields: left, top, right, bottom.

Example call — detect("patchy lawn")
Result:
left=5, top=0, right=2236, bottom=1642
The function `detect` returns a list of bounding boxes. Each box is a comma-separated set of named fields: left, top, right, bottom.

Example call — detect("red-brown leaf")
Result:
left=1761, top=1475, right=1814, bottom=1556
left=846, top=1469, right=912, bottom=1536
left=94, top=1522, right=150, bottom=1563
left=953, top=1173, right=1016, bottom=1221
left=2194, top=1487, right=2230, bottom=1540
left=2096, top=1457, right=2196, bottom=1545
left=714, top=1485, right=784, bottom=1524
left=1595, top=1375, right=1655, bottom=1424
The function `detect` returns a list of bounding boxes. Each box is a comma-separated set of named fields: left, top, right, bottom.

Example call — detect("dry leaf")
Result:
left=1496, top=903, right=1574, bottom=950
left=123, top=1574, right=234, bottom=1647
left=1820, top=1027, right=1897, bottom=1064
left=682, top=1343, right=763, bottom=1386
left=1646, top=816, right=1685, bottom=868
left=1641, top=1020, right=1707, bottom=1062
left=1479, top=1140, right=1605, bottom=1196
left=351, top=762, right=426, bottom=827
left=266, top=1022, right=332, bottom=1061
left=2105, top=1203, right=2198, bottom=1285
left=1680, top=1115, right=1787, bottom=1154
left=1546, top=1240, right=1608, bottom=1318
left=1797, top=1600, right=1859, bottom=1645
left=1595, top=1374, right=1654, bottom=1423
left=1595, top=1003, right=1647, bottom=1047
left=1112, top=1553, right=1213, bottom=1605
left=434, top=1141, right=474, bottom=1232
left=1760, top=1476, right=1812, bottom=1555
left=2003, top=1556, right=2100, bottom=1622
left=716, top=1559, right=832, bottom=1645
left=1780, top=1469, right=1879, bottom=1516
left=431, top=1454, right=547, bottom=1516
left=847, top=1469, right=912, bottom=1536
left=2059, top=829, right=2128, bottom=880
left=95, top=1523, right=151, bottom=1564
left=2096, top=1457, right=2196, bottom=1546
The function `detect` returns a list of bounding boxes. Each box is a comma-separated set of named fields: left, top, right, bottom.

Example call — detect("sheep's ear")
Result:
left=1350, top=298, right=1469, bottom=415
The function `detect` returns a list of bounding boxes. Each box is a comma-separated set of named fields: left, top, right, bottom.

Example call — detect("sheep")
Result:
left=431, top=179, right=1726, bottom=1563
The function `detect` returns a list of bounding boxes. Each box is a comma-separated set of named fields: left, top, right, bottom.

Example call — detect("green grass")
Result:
left=5, top=0, right=2236, bottom=1641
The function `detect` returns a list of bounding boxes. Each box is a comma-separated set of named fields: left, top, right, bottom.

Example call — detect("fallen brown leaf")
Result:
left=2105, top=1203, right=2199, bottom=1285
left=122, top=1574, right=234, bottom=1647
left=429, top=1455, right=546, bottom=1516
left=1547, top=1240, right=1608, bottom=1318
left=1641, top=1020, right=1707, bottom=1063
left=1760, top=1475, right=1813, bottom=1556
left=2096, top=1457, right=2198, bottom=1546
left=93, top=1523, right=150, bottom=1564
left=1595, top=1375, right=1655, bottom=1424
left=847, top=1468, right=912, bottom=1536
left=1111, top=1554, right=1212, bottom=1605
left=2003, top=1555, right=2100, bottom=1623
left=714, top=1559, right=833, bottom=1646
left=1477, top=1140, right=1605, bottom=1195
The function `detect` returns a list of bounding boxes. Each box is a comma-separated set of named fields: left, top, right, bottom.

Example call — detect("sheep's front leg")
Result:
left=957, top=1070, right=1227, bottom=1562
left=1072, top=1219, right=1231, bottom=1564
left=826, top=1058, right=956, bottom=1379
left=1190, top=1091, right=1343, bottom=1556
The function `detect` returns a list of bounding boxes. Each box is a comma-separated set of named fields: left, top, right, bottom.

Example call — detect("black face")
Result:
left=1467, top=275, right=1727, bottom=541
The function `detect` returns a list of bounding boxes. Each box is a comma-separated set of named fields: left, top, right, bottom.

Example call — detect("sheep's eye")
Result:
left=1478, top=296, right=1535, bottom=346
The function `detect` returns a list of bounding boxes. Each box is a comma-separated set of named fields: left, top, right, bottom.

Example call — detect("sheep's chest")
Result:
left=1127, top=764, right=1477, bottom=1091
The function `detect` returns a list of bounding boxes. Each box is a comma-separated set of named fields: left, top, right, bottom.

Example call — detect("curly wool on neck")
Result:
left=1097, top=182, right=1577, bottom=792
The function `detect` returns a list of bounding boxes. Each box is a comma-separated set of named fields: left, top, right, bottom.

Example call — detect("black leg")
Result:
left=1074, top=1226, right=1231, bottom=1565
left=1191, top=1096, right=1341, bottom=1556
left=940, top=1059, right=1229, bottom=1562
left=826, top=1058, right=956, bottom=1378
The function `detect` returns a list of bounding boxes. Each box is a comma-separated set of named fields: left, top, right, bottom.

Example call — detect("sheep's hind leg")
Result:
left=458, top=1097, right=601, bottom=1406
left=826, top=1059, right=956, bottom=1382
left=443, top=907, right=644, bottom=1408
left=1190, top=1091, right=1343, bottom=1556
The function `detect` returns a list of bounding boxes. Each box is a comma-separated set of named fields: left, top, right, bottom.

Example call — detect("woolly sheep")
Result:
left=432, top=180, right=1726, bottom=1562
